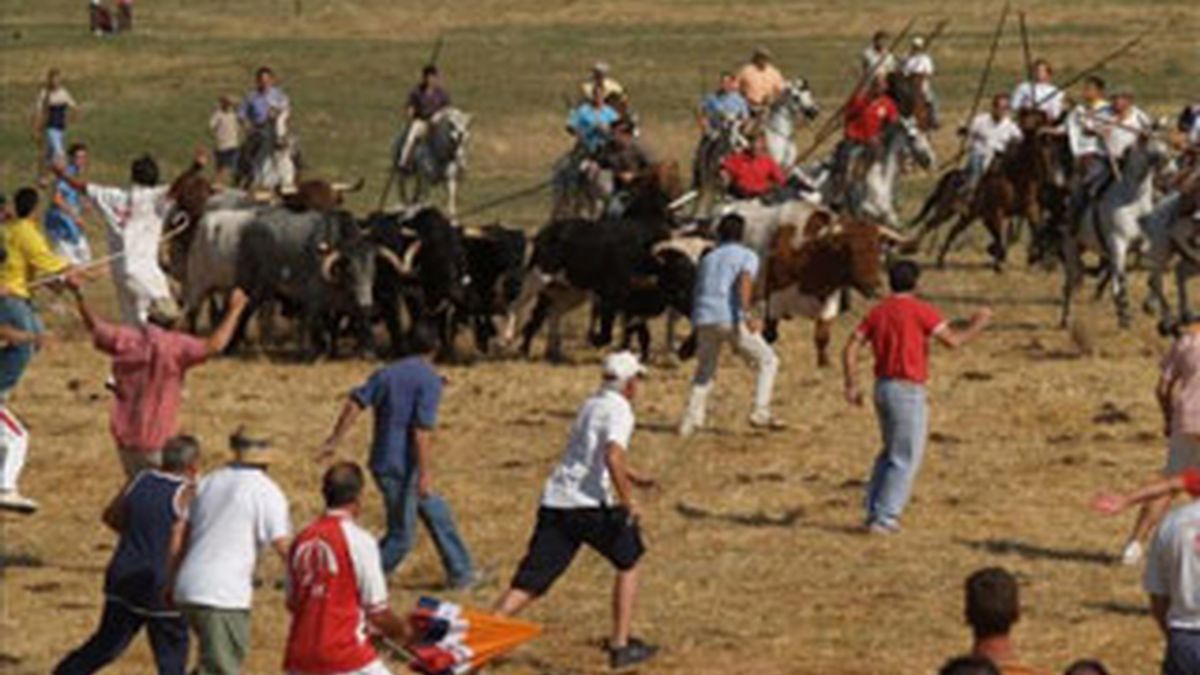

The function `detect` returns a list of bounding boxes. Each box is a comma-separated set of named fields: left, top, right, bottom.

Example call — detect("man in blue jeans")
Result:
left=842, top=260, right=991, bottom=534
left=320, top=322, right=479, bottom=589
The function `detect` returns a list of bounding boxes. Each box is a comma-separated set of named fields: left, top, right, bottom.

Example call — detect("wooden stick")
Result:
left=1018, top=11, right=1034, bottom=87
left=946, top=1, right=1010, bottom=170
left=1034, top=27, right=1153, bottom=109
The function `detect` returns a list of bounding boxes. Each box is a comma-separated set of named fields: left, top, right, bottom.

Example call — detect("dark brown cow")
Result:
left=278, top=178, right=365, bottom=212
left=762, top=219, right=894, bottom=366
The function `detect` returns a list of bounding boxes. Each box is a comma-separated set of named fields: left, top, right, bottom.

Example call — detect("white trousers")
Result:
left=0, top=407, right=30, bottom=493
left=683, top=323, right=779, bottom=426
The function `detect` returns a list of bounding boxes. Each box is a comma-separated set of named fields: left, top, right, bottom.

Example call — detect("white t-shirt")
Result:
left=1011, top=81, right=1064, bottom=121
left=967, top=112, right=1023, bottom=161
left=1145, top=500, right=1200, bottom=630
left=861, top=47, right=898, bottom=76
left=541, top=387, right=635, bottom=509
left=86, top=184, right=173, bottom=301
left=902, top=54, right=934, bottom=77
left=1103, top=106, right=1153, bottom=159
left=174, top=465, right=291, bottom=610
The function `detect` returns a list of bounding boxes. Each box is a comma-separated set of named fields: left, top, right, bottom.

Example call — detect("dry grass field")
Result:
left=3, top=0, right=1200, bottom=673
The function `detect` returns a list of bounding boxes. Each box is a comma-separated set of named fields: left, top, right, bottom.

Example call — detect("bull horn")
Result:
left=401, top=240, right=422, bottom=273
left=667, top=190, right=698, bottom=211
left=250, top=190, right=274, bottom=203
left=377, top=246, right=414, bottom=276
left=331, top=178, right=366, bottom=193
left=277, top=185, right=298, bottom=196
left=399, top=227, right=419, bottom=238
left=320, top=250, right=343, bottom=283
left=877, top=226, right=909, bottom=243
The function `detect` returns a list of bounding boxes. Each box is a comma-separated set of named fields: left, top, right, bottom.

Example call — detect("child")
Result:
left=208, top=95, right=240, bottom=186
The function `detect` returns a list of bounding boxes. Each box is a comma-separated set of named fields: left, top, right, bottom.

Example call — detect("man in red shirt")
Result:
left=832, top=77, right=900, bottom=206
left=69, top=278, right=249, bottom=477
left=720, top=134, right=786, bottom=199
left=284, top=461, right=411, bottom=675
left=842, top=260, right=991, bottom=534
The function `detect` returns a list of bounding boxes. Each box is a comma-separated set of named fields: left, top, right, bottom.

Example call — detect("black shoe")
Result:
left=609, top=638, right=659, bottom=671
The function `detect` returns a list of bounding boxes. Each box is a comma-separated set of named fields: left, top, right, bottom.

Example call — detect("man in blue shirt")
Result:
left=44, top=142, right=93, bottom=265
left=55, top=435, right=200, bottom=675
left=679, top=214, right=782, bottom=436
left=699, top=72, right=750, bottom=133
left=568, top=87, right=620, bottom=156
left=237, top=66, right=290, bottom=129
left=320, top=323, right=478, bottom=589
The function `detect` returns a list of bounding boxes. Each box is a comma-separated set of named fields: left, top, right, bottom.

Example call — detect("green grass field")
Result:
left=2, top=1, right=1200, bottom=673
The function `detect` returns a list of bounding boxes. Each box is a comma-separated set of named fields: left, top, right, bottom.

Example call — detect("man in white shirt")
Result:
left=1102, top=87, right=1153, bottom=160
left=901, top=36, right=937, bottom=127
left=173, top=432, right=291, bottom=675
left=1145, top=499, right=1200, bottom=673
left=861, top=30, right=898, bottom=78
left=494, top=352, right=659, bottom=672
left=1064, top=77, right=1112, bottom=229
left=1011, top=59, right=1064, bottom=122
left=962, top=93, right=1023, bottom=192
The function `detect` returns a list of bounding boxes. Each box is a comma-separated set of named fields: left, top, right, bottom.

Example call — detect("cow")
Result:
left=235, top=208, right=405, bottom=358
left=461, top=224, right=528, bottom=354
left=618, top=235, right=711, bottom=360
left=368, top=207, right=472, bottom=360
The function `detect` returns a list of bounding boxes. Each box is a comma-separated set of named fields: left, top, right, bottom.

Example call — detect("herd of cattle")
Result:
left=162, top=162, right=908, bottom=365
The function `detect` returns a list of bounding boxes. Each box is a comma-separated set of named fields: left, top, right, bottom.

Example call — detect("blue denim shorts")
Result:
left=0, top=297, right=42, bottom=400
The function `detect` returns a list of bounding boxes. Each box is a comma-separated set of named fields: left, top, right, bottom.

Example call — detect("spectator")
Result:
left=1118, top=316, right=1200, bottom=566
left=115, top=0, right=132, bottom=31
left=208, top=95, right=241, bottom=186
left=44, top=142, right=94, bottom=265
left=33, top=69, right=78, bottom=180
left=843, top=260, right=991, bottom=533
left=54, top=435, right=201, bottom=675
left=173, top=430, right=291, bottom=675
left=678, top=213, right=783, bottom=436
left=1144, top=488, right=1200, bottom=675
left=69, top=281, right=249, bottom=477
left=320, top=321, right=479, bottom=589
left=940, top=656, right=1002, bottom=675
left=963, top=567, right=1047, bottom=675
left=283, top=461, right=412, bottom=675
left=494, top=352, right=659, bottom=671
left=0, top=188, right=71, bottom=514
left=88, top=0, right=115, bottom=35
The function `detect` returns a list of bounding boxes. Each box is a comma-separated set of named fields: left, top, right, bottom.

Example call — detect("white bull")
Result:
left=181, top=207, right=260, bottom=328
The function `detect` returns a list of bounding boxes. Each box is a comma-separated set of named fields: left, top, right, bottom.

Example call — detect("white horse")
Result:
left=762, top=77, right=821, bottom=171
left=842, top=117, right=934, bottom=227
left=1061, top=136, right=1170, bottom=328
left=395, top=107, right=471, bottom=217
left=242, top=109, right=298, bottom=192
left=1141, top=190, right=1200, bottom=330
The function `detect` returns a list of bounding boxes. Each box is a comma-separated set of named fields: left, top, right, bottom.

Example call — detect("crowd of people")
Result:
left=7, top=12, right=1200, bottom=673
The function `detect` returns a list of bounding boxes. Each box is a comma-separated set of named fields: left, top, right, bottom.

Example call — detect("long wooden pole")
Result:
left=1033, top=27, right=1152, bottom=109
left=796, top=17, right=917, bottom=163
left=943, top=1, right=1010, bottom=170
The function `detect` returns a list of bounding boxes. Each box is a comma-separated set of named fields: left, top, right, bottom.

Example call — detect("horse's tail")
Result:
left=909, top=171, right=957, bottom=228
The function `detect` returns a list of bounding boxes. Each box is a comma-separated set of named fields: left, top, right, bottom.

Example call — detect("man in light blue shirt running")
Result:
left=679, top=214, right=782, bottom=436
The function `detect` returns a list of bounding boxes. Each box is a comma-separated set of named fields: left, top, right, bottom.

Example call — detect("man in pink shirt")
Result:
left=842, top=260, right=991, bottom=534
left=69, top=278, right=249, bottom=476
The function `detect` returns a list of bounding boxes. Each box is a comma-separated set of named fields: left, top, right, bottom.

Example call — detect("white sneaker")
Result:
left=678, top=417, right=704, bottom=438
left=749, top=411, right=787, bottom=431
left=1121, top=540, right=1143, bottom=566
left=0, top=491, right=39, bottom=515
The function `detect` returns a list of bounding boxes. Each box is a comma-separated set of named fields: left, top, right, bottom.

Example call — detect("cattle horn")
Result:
left=331, top=178, right=366, bottom=193
left=378, top=245, right=417, bottom=276
left=401, top=240, right=422, bottom=273
left=320, top=250, right=343, bottom=283
left=277, top=185, right=298, bottom=196
left=877, top=225, right=920, bottom=252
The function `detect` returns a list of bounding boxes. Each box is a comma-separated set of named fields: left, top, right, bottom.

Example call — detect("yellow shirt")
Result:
left=1, top=218, right=68, bottom=299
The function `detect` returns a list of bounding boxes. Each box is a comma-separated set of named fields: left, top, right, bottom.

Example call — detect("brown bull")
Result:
left=762, top=218, right=893, bottom=366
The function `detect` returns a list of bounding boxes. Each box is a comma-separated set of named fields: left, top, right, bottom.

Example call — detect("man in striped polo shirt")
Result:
left=55, top=436, right=201, bottom=674
left=284, top=462, right=412, bottom=675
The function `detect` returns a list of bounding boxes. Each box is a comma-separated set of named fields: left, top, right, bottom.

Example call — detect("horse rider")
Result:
left=238, top=66, right=290, bottom=162
left=1064, top=76, right=1112, bottom=229
left=736, top=46, right=786, bottom=116
left=581, top=61, right=626, bottom=105
left=901, top=35, right=938, bottom=128
left=699, top=71, right=751, bottom=134
left=960, top=92, right=1023, bottom=194
left=564, top=86, right=621, bottom=195
left=831, top=75, right=899, bottom=208
left=1102, top=86, right=1153, bottom=160
left=721, top=134, right=786, bottom=201
left=598, top=119, right=657, bottom=215
left=1011, top=58, right=1065, bottom=122
left=397, top=64, right=452, bottom=172
left=861, top=30, right=899, bottom=78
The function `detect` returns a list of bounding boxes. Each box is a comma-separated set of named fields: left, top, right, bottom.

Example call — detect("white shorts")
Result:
left=1165, top=432, right=1200, bottom=475
left=288, top=660, right=392, bottom=675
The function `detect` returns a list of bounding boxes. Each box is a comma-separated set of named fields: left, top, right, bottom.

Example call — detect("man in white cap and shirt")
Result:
left=581, top=61, right=625, bottom=104
left=494, top=351, right=659, bottom=672
left=901, top=35, right=938, bottom=127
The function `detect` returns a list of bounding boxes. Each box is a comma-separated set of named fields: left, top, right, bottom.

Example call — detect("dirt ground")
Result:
left=3, top=0, right=1199, bottom=673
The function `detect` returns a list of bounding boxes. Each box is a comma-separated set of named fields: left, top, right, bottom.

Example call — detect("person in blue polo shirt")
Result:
left=55, top=435, right=200, bottom=675
left=568, top=86, right=620, bottom=156
left=320, top=322, right=479, bottom=590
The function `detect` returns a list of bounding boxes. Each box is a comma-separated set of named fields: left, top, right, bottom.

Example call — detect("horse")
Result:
left=237, top=108, right=299, bottom=192
left=762, top=77, right=821, bottom=171
left=393, top=107, right=471, bottom=218
left=691, top=116, right=749, bottom=216
left=886, top=71, right=935, bottom=132
left=1060, top=135, right=1171, bottom=328
left=842, top=117, right=934, bottom=227
left=550, top=145, right=606, bottom=220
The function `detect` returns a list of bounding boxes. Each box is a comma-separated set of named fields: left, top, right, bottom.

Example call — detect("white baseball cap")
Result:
left=602, top=351, right=647, bottom=383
